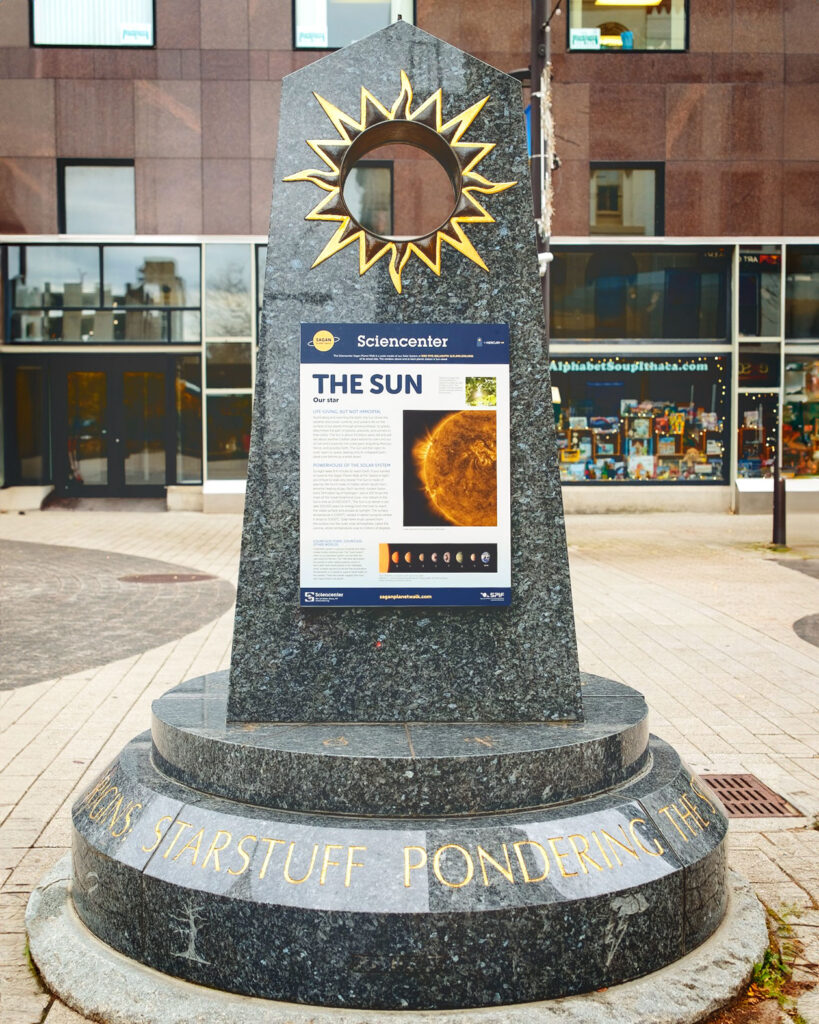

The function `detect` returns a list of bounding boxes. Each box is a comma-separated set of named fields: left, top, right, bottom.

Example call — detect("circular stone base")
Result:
left=151, top=672, right=649, bottom=815
left=27, top=856, right=767, bottom=1024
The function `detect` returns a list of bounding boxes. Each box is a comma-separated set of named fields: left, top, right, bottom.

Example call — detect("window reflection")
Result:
left=786, top=248, right=819, bottom=339
left=176, top=357, right=202, bottom=484
left=14, top=366, right=46, bottom=484
left=12, top=245, right=100, bottom=308
left=8, top=244, right=202, bottom=344
left=104, top=246, right=200, bottom=307
left=205, top=244, right=252, bottom=338
left=206, top=343, right=252, bottom=389
left=783, top=360, right=819, bottom=478
left=551, top=248, right=729, bottom=340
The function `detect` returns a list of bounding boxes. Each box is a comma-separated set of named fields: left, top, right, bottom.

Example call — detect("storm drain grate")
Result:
left=119, top=573, right=216, bottom=584
left=698, top=773, right=801, bottom=818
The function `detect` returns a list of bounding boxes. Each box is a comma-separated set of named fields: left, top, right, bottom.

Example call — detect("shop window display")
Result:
left=550, top=355, right=728, bottom=482
left=783, top=360, right=819, bottom=478
left=737, top=394, right=778, bottom=479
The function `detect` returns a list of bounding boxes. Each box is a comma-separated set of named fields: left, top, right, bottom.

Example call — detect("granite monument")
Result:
left=50, top=20, right=729, bottom=1012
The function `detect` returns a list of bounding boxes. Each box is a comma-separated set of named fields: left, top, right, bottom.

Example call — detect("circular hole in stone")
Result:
left=343, top=142, right=458, bottom=241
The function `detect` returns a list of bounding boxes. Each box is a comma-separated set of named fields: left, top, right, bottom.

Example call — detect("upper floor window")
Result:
left=590, top=164, right=663, bottom=236
left=294, top=0, right=414, bottom=49
left=31, top=0, right=154, bottom=47
left=568, top=0, right=686, bottom=52
left=59, top=161, right=136, bottom=235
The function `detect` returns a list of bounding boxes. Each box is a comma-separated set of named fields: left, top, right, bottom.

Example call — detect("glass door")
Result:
left=54, top=356, right=174, bottom=496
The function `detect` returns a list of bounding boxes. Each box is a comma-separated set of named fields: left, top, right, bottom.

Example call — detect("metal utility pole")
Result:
left=530, top=1, right=562, bottom=324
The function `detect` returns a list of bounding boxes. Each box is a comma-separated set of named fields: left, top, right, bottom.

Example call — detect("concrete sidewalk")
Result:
left=1, top=508, right=817, bottom=1023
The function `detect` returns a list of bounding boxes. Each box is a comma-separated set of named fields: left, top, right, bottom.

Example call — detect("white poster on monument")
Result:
left=299, top=322, right=511, bottom=607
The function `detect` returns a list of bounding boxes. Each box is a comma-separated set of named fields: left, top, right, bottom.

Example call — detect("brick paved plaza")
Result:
left=1, top=506, right=818, bottom=1023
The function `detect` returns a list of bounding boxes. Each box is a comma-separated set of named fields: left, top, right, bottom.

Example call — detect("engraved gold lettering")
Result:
left=512, top=840, right=549, bottom=882
left=258, top=838, right=286, bottom=879
left=320, top=844, right=343, bottom=885
left=568, top=833, right=602, bottom=873
left=547, top=836, right=578, bottom=877
left=629, top=817, right=664, bottom=857
left=658, top=805, right=688, bottom=840
left=463, top=736, right=495, bottom=748
left=673, top=798, right=702, bottom=835
left=202, top=830, right=232, bottom=871
left=345, top=846, right=366, bottom=887
left=79, top=774, right=112, bottom=810
left=162, top=820, right=193, bottom=859
left=477, top=844, right=514, bottom=885
left=601, top=827, right=640, bottom=863
left=228, top=834, right=258, bottom=877
left=110, top=800, right=142, bottom=839
left=591, top=831, right=614, bottom=869
left=284, top=842, right=319, bottom=884
left=433, top=845, right=474, bottom=888
left=142, top=814, right=172, bottom=853
left=101, top=794, right=124, bottom=831
left=173, top=826, right=205, bottom=864
left=89, top=786, right=120, bottom=822
left=403, top=846, right=427, bottom=888
left=681, top=793, right=710, bottom=830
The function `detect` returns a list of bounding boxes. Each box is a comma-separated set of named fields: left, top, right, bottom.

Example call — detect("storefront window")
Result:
left=590, top=166, right=662, bottom=235
left=783, top=360, right=819, bottom=478
left=568, top=0, right=686, bottom=51
left=207, top=394, right=251, bottom=480
left=551, top=247, right=729, bottom=340
left=176, top=356, right=202, bottom=484
left=550, top=355, right=728, bottom=482
left=786, top=247, right=819, bottom=339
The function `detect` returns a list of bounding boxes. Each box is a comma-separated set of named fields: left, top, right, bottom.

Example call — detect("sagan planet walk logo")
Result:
left=285, top=71, right=516, bottom=294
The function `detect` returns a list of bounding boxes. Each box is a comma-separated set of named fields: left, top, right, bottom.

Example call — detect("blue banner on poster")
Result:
left=301, top=322, right=510, bottom=364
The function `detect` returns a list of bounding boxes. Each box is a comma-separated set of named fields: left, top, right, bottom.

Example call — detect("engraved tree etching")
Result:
left=170, top=898, right=211, bottom=964
left=604, top=892, right=648, bottom=968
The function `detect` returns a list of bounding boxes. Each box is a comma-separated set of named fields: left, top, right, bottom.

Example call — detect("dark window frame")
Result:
left=566, top=0, right=689, bottom=54
left=30, top=0, right=156, bottom=48
left=589, top=162, right=665, bottom=237
left=57, top=159, right=136, bottom=235
left=291, top=0, right=417, bottom=51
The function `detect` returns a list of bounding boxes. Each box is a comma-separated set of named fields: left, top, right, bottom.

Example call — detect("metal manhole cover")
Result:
left=119, top=573, right=216, bottom=584
left=698, top=773, right=801, bottom=818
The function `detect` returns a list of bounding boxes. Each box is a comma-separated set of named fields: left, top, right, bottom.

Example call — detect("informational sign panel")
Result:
left=300, top=323, right=511, bottom=607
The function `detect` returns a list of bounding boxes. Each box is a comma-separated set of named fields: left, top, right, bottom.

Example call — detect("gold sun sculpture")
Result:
left=284, top=71, right=517, bottom=294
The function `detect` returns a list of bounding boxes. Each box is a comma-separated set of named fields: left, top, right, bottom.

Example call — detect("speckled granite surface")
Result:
left=68, top=732, right=729, bottom=1009
left=153, top=672, right=648, bottom=816
left=228, top=20, right=581, bottom=723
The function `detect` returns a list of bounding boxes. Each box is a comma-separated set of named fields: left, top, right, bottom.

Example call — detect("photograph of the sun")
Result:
left=404, top=410, right=497, bottom=527
left=284, top=71, right=516, bottom=293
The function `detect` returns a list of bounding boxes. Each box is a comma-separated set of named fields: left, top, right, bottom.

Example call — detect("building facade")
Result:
left=0, top=0, right=817, bottom=511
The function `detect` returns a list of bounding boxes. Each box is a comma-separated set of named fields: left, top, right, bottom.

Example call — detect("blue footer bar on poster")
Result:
left=300, top=588, right=511, bottom=607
